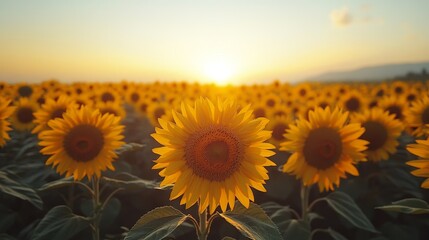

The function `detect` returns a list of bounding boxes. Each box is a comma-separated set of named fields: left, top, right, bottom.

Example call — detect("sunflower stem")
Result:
left=197, top=209, right=209, bottom=240
left=300, top=184, right=310, bottom=222
left=91, top=176, right=101, bottom=240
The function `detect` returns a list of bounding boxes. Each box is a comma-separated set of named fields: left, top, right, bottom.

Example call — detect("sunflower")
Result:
left=126, top=88, right=142, bottom=105
left=11, top=98, right=39, bottom=131
left=371, top=83, right=388, bottom=99
left=292, top=83, right=315, bottom=101
left=404, top=87, right=419, bottom=105
left=146, top=101, right=172, bottom=127
left=152, top=98, right=276, bottom=214
left=262, top=93, right=281, bottom=109
left=352, top=108, right=403, bottom=161
left=266, top=115, right=292, bottom=147
left=0, top=97, right=15, bottom=147
left=270, top=104, right=291, bottom=118
left=379, top=96, right=407, bottom=121
left=95, top=88, right=121, bottom=103
left=39, top=106, right=124, bottom=180
left=390, top=80, right=408, bottom=97
left=251, top=103, right=269, bottom=118
left=73, top=93, right=94, bottom=108
left=340, top=90, right=367, bottom=114
left=15, top=83, right=35, bottom=98
left=407, top=139, right=429, bottom=188
left=280, top=107, right=368, bottom=192
left=135, top=98, right=150, bottom=118
left=95, top=101, right=126, bottom=120
left=405, top=95, right=429, bottom=137
left=32, top=95, right=77, bottom=134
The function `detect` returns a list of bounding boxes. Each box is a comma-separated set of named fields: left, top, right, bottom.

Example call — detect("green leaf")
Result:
left=376, top=198, right=429, bottom=214
left=260, top=201, right=295, bottom=221
left=32, top=205, right=89, bottom=240
left=313, top=228, right=348, bottom=240
left=219, top=202, right=283, bottom=240
left=0, top=204, right=18, bottom=232
left=308, top=212, right=324, bottom=223
left=101, top=172, right=160, bottom=190
left=38, top=177, right=91, bottom=194
left=221, top=237, right=237, bottom=240
left=379, top=222, right=419, bottom=240
left=115, top=143, right=145, bottom=155
left=80, top=198, right=121, bottom=229
left=0, top=233, right=16, bottom=240
left=0, top=171, right=43, bottom=210
left=282, top=219, right=311, bottom=240
left=324, top=191, right=377, bottom=233
left=125, top=206, right=189, bottom=240
left=325, top=228, right=347, bottom=240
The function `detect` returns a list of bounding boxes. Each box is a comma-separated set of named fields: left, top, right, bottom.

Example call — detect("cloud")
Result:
left=330, top=7, right=353, bottom=27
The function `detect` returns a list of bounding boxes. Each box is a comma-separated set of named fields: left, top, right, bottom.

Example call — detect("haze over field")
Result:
left=0, top=0, right=428, bottom=84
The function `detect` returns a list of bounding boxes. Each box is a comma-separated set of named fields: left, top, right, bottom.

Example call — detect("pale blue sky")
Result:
left=1, top=0, right=428, bottom=84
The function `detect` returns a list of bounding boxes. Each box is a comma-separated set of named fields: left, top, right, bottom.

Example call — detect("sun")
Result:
left=203, top=59, right=236, bottom=85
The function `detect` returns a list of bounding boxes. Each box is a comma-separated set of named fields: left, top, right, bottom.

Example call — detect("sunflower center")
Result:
left=319, top=102, right=329, bottom=108
left=63, top=124, right=104, bottom=162
left=266, top=99, right=275, bottom=107
left=386, top=105, right=402, bottom=120
left=51, top=108, right=66, bottom=120
left=421, top=107, right=429, bottom=124
left=369, top=100, right=378, bottom=108
left=299, top=89, right=306, bottom=97
left=18, top=86, right=33, bottom=97
left=361, top=121, right=387, bottom=151
left=407, top=94, right=416, bottom=102
left=205, top=141, right=229, bottom=163
left=345, top=97, right=360, bottom=112
left=154, top=107, right=165, bottom=119
left=274, top=110, right=286, bottom=117
left=303, top=127, right=342, bottom=169
left=37, top=97, right=46, bottom=105
left=17, top=107, right=35, bottom=123
left=131, top=93, right=140, bottom=103
left=272, top=123, right=288, bottom=141
left=101, top=92, right=115, bottom=102
left=254, top=108, right=266, bottom=118
left=140, top=103, right=148, bottom=113
left=185, top=126, right=242, bottom=181
left=394, top=86, right=403, bottom=94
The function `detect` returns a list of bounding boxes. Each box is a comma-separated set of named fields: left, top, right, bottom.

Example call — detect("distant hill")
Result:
left=309, top=61, right=429, bottom=82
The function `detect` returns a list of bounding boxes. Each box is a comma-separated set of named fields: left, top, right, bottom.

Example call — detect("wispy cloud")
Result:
left=330, top=5, right=383, bottom=28
left=330, top=7, right=353, bottom=27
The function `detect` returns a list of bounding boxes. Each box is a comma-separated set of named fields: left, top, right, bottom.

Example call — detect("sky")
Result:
left=0, top=0, right=428, bottom=85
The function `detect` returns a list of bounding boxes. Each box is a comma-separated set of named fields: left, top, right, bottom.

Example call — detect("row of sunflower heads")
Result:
left=151, top=97, right=429, bottom=215
left=1, top=88, right=428, bottom=215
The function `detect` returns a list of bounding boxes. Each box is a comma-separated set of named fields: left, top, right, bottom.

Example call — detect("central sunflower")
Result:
left=152, top=98, right=276, bottom=214
left=280, top=107, right=368, bottom=191
left=39, top=106, right=125, bottom=180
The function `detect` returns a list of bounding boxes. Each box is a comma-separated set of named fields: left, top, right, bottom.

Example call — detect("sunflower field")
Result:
left=1, top=79, right=429, bottom=240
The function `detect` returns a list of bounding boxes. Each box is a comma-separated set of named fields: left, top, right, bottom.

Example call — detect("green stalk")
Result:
left=197, top=209, right=208, bottom=240
left=300, top=183, right=310, bottom=222
left=91, top=177, right=101, bottom=240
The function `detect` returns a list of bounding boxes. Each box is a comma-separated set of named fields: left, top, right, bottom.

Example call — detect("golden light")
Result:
left=203, top=58, right=236, bottom=85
